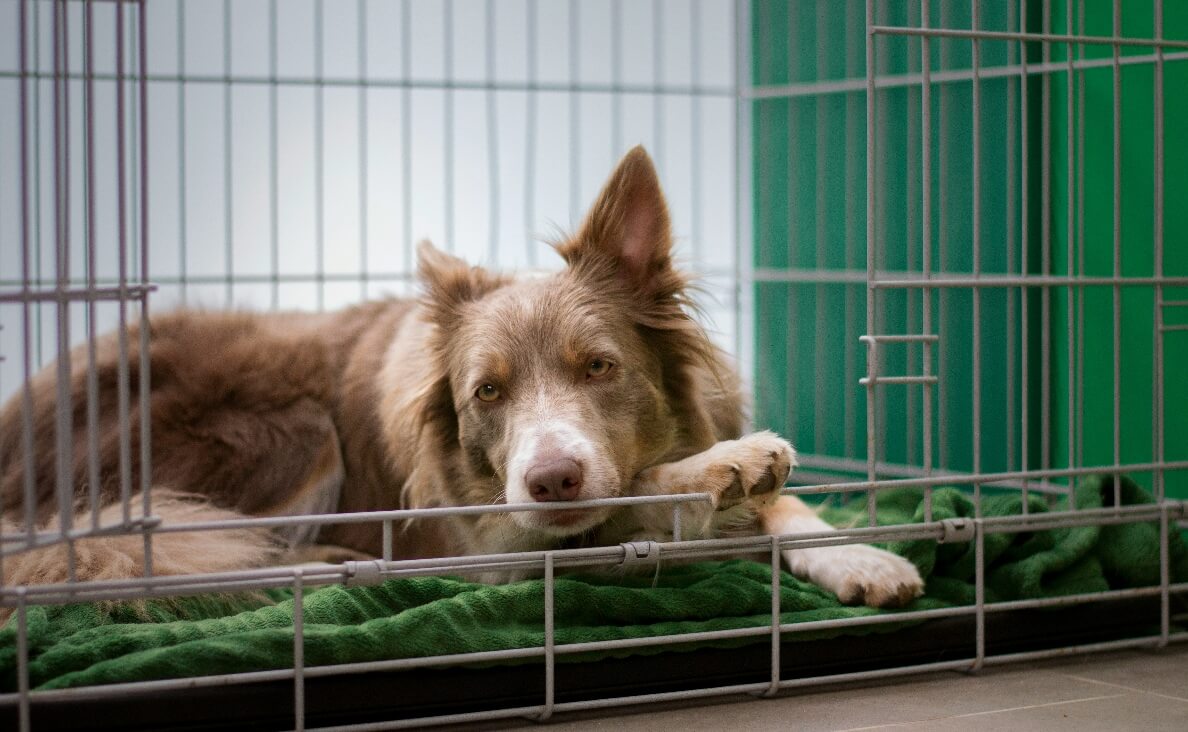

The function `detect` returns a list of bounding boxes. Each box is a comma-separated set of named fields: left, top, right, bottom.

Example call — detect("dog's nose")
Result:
left=525, top=458, right=583, bottom=502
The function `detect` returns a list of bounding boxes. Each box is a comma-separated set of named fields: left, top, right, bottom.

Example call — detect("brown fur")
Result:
left=0, top=146, right=923, bottom=617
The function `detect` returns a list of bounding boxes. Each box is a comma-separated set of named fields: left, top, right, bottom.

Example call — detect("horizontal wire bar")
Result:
left=871, top=25, right=1188, bottom=50
left=1161, top=300, right=1188, bottom=308
left=859, top=375, right=939, bottom=386
left=860, top=334, right=940, bottom=343
left=0, top=267, right=740, bottom=291
left=0, top=69, right=733, bottom=97
left=0, top=284, right=155, bottom=303
left=753, top=268, right=1188, bottom=288
left=794, top=453, right=1069, bottom=495
left=779, top=462, right=1188, bottom=496
left=747, top=50, right=1188, bottom=100
left=1160, top=324, right=1188, bottom=332
left=981, top=633, right=1188, bottom=667
left=872, top=275, right=1188, bottom=290
left=4, top=503, right=1185, bottom=607
left=4, top=583, right=1185, bottom=709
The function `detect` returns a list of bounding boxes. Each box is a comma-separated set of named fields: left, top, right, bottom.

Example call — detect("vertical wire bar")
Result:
left=116, top=0, right=132, bottom=527
left=971, top=0, right=982, bottom=518
left=1111, top=0, right=1122, bottom=511
left=17, top=589, right=30, bottom=732
left=539, top=552, right=556, bottom=722
left=53, top=0, right=77, bottom=582
left=973, top=520, right=985, bottom=671
left=315, top=0, right=325, bottom=309
left=523, top=0, right=537, bottom=266
left=268, top=0, right=279, bottom=309
left=843, top=0, right=861, bottom=460
left=1065, top=0, right=1076, bottom=509
left=137, top=0, right=153, bottom=575
left=1006, top=0, right=1017, bottom=481
left=19, top=0, right=39, bottom=545
left=610, top=0, right=622, bottom=157
left=864, top=0, right=877, bottom=528
left=293, top=572, right=305, bottom=732
left=177, top=0, right=188, bottom=303
left=1019, top=0, right=1030, bottom=514
left=904, top=1, right=919, bottom=490
left=568, top=0, right=580, bottom=225
left=671, top=504, right=681, bottom=542
left=84, top=0, right=100, bottom=531
left=733, top=0, right=754, bottom=404
left=689, top=0, right=701, bottom=263
left=807, top=1, right=826, bottom=456
left=398, top=0, right=412, bottom=279
left=222, top=0, right=233, bottom=305
left=358, top=0, right=369, bottom=299
left=1041, top=0, right=1052, bottom=496
left=765, top=535, right=781, bottom=697
left=1076, top=0, right=1086, bottom=472
left=485, top=0, right=499, bottom=263
left=382, top=519, right=393, bottom=562
left=921, top=1, right=933, bottom=522
left=935, top=1, right=948, bottom=475
left=1153, top=1, right=1165, bottom=503
left=652, top=0, right=665, bottom=171
left=443, top=0, right=455, bottom=251
left=812, top=2, right=829, bottom=459
left=1160, top=505, right=1170, bottom=646
left=33, top=0, right=44, bottom=371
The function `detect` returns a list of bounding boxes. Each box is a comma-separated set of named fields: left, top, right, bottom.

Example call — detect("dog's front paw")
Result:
left=698, top=432, right=796, bottom=511
left=809, top=544, right=923, bottom=608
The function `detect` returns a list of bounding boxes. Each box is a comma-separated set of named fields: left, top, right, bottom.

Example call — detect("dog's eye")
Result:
left=475, top=384, right=501, bottom=402
left=586, top=359, right=613, bottom=379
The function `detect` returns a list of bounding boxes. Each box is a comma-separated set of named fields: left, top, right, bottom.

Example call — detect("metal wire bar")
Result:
left=871, top=25, right=1188, bottom=50
left=864, top=0, right=878, bottom=528
left=136, top=0, right=153, bottom=575
left=1112, top=0, right=1123, bottom=511
left=294, top=572, right=306, bottom=731
left=0, top=69, right=736, bottom=98
left=4, top=582, right=1187, bottom=710
left=5, top=503, right=1184, bottom=607
left=51, top=0, right=76, bottom=581
left=746, top=49, right=1188, bottom=101
left=84, top=0, right=100, bottom=532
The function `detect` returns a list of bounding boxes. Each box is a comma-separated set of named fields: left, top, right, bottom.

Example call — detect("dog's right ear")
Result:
left=416, top=240, right=508, bottom=326
left=556, top=145, right=676, bottom=299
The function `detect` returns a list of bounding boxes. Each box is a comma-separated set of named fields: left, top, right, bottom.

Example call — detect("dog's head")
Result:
left=414, top=147, right=726, bottom=536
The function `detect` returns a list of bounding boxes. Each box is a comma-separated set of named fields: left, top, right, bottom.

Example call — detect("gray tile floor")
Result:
left=492, top=645, right=1188, bottom=731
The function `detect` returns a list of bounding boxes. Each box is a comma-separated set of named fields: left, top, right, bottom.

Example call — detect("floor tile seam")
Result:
left=828, top=692, right=1131, bottom=731
left=1060, top=673, right=1188, bottom=705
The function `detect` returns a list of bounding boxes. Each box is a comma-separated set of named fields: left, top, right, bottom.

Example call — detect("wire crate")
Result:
left=0, top=1, right=1186, bottom=729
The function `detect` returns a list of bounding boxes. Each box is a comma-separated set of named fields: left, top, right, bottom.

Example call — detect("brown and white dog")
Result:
left=0, top=147, right=922, bottom=609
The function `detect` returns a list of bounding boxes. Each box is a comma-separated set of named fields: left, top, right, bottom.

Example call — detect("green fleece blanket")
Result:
left=2, top=476, right=1185, bottom=691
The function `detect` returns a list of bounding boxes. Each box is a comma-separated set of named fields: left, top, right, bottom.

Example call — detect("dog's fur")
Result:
left=0, top=147, right=922, bottom=613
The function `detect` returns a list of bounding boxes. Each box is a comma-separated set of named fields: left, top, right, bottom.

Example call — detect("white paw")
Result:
left=693, top=431, right=796, bottom=511
left=800, top=544, right=923, bottom=608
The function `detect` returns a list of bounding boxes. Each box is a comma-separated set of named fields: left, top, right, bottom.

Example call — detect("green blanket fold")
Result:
left=2, top=475, right=1185, bottom=691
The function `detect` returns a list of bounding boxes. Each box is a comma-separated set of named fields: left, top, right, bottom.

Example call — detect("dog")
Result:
left=0, top=147, right=922, bottom=610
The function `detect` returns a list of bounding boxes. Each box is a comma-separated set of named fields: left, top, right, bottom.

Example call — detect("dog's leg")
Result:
left=629, top=431, right=923, bottom=608
left=629, top=431, right=794, bottom=540
left=759, top=496, right=923, bottom=608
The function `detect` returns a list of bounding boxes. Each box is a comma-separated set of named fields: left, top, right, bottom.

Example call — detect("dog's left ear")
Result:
left=557, top=145, right=675, bottom=296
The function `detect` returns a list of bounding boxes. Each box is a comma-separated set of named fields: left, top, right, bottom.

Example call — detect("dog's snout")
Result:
left=525, top=458, right=583, bottom=502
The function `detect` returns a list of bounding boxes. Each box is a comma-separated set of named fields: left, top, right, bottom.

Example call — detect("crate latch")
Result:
left=344, top=559, right=385, bottom=587
left=938, top=518, right=975, bottom=544
left=620, top=540, right=661, bottom=568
